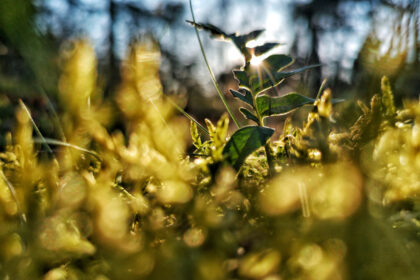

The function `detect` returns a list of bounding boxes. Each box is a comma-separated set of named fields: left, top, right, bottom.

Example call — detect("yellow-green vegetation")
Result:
left=1, top=36, right=420, bottom=280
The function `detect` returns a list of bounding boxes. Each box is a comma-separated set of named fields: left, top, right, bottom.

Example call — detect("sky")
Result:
left=36, top=0, right=415, bottom=87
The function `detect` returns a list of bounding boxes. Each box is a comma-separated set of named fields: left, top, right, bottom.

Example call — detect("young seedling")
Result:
left=188, top=8, right=327, bottom=174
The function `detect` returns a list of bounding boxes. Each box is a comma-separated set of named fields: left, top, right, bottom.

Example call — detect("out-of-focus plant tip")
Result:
left=1, top=5, right=420, bottom=280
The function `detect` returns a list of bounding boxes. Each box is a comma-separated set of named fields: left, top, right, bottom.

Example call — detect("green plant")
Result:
left=187, top=17, right=332, bottom=174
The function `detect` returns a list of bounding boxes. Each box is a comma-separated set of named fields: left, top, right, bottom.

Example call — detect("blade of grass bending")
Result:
left=147, top=97, right=183, bottom=155
left=33, top=137, right=101, bottom=161
left=39, top=88, right=67, bottom=142
left=0, top=169, right=27, bottom=224
left=19, top=100, right=54, bottom=155
left=188, top=0, right=241, bottom=129
left=316, top=78, right=328, bottom=100
left=165, top=96, right=209, bottom=137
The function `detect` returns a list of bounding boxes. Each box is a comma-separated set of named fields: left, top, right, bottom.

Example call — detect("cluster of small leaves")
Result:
left=190, top=114, right=229, bottom=164
left=278, top=89, right=335, bottom=164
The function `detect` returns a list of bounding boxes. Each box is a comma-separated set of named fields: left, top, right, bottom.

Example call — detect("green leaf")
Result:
left=251, top=64, right=322, bottom=95
left=233, top=55, right=295, bottom=95
left=256, top=93, right=315, bottom=118
left=381, top=76, right=395, bottom=118
left=239, top=107, right=259, bottom=124
left=275, top=64, right=321, bottom=80
left=233, top=70, right=251, bottom=90
left=223, top=126, right=274, bottom=170
left=232, top=29, right=265, bottom=45
left=230, top=29, right=265, bottom=60
left=186, top=21, right=265, bottom=61
left=247, top=54, right=294, bottom=94
left=230, top=89, right=253, bottom=106
left=216, top=113, right=229, bottom=143
left=259, top=54, right=294, bottom=72
left=205, top=118, right=216, bottom=140
left=190, top=121, right=202, bottom=148
left=249, top=42, right=283, bottom=57
left=186, top=20, right=229, bottom=40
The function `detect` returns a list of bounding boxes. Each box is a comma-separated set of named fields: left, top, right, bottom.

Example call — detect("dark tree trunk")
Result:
left=105, top=0, right=120, bottom=96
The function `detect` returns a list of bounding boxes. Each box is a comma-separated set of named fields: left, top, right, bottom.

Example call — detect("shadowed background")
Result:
left=0, top=0, right=419, bottom=138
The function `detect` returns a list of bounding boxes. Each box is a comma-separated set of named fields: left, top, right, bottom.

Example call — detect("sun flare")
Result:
left=250, top=55, right=264, bottom=67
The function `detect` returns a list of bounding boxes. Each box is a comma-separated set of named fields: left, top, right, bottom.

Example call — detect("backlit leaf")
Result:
left=232, top=29, right=265, bottom=45
left=216, top=113, right=229, bottom=143
left=230, top=89, right=253, bottom=107
left=239, top=107, right=259, bottom=124
left=186, top=20, right=229, bottom=40
left=233, top=70, right=251, bottom=90
left=250, top=42, right=283, bottom=57
left=275, top=64, right=321, bottom=80
left=190, top=121, right=202, bottom=148
left=187, top=21, right=266, bottom=61
left=258, top=54, right=294, bottom=73
left=231, top=29, right=265, bottom=60
left=381, top=76, right=396, bottom=118
left=246, top=54, right=294, bottom=94
left=205, top=118, right=216, bottom=140
left=256, top=93, right=315, bottom=118
left=223, top=126, right=274, bottom=170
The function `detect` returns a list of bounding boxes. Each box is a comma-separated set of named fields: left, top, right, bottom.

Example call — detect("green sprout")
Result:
left=187, top=12, right=325, bottom=174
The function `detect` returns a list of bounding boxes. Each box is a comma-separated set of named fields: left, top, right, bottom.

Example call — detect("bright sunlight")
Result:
left=250, top=55, right=264, bottom=66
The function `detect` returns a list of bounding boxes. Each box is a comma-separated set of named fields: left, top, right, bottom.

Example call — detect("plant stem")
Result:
left=39, top=87, right=67, bottom=142
left=19, top=100, right=54, bottom=155
left=0, top=169, right=26, bottom=224
left=316, top=78, right=328, bottom=101
left=264, top=142, right=274, bottom=177
left=165, top=95, right=209, bottom=136
left=188, top=0, right=240, bottom=129
left=252, top=93, right=274, bottom=177
left=33, top=137, right=101, bottom=161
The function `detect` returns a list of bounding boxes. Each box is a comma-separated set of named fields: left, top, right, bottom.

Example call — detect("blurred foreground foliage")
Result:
left=1, top=38, right=420, bottom=280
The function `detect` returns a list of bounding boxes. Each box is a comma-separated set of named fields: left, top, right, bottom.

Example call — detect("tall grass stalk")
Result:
left=188, top=0, right=241, bottom=129
left=19, top=100, right=54, bottom=155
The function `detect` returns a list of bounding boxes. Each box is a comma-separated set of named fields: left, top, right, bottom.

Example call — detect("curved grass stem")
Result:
left=33, top=137, right=101, bottom=161
left=165, top=96, right=209, bottom=136
left=0, top=169, right=26, bottom=224
left=316, top=78, right=328, bottom=101
left=39, top=88, right=67, bottom=142
left=19, top=100, right=54, bottom=155
left=188, top=0, right=240, bottom=129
